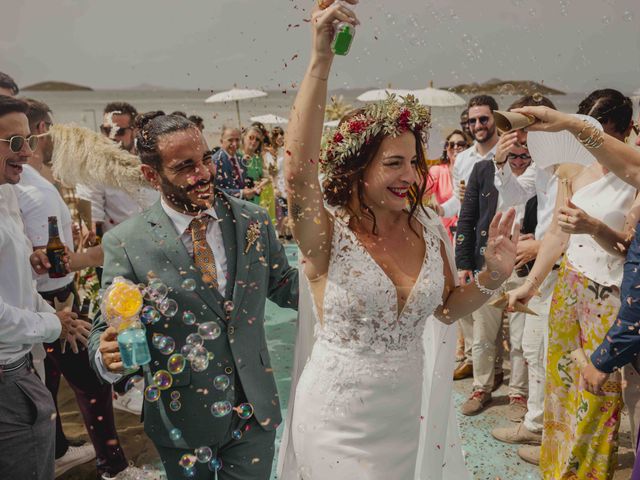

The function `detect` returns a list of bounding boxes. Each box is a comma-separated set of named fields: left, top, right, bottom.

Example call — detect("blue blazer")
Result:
left=213, top=148, right=246, bottom=198
left=591, top=223, right=640, bottom=373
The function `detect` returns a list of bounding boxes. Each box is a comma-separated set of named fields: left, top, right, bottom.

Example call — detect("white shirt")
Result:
left=95, top=197, right=230, bottom=382
left=441, top=142, right=497, bottom=218
left=0, top=185, right=61, bottom=364
left=15, top=165, right=76, bottom=292
left=76, top=183, right=159, bottom=232
left=160, top=198, right=228, bottom=298
left=494, top=162, right=558, bottom=240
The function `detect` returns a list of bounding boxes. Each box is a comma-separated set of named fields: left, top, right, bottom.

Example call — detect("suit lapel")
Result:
left=144, top=201, right=226, bottom=321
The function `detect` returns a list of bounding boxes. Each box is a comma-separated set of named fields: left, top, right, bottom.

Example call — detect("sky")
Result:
left=1, top=0, right=639, bottom=93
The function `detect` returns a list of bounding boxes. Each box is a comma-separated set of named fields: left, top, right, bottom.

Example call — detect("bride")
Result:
left=277, top=2, right=519, bottom=479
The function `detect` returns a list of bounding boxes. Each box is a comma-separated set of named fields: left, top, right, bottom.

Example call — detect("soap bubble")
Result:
left=169, top=400, right=182, bottom=411
left=179, top=453, right=196, bottom=469
left=152, top=333, right=166, bottom=349
left=158, top=298, right=179, bottom=317
left=182, top=311, right=196, bottom=325
left=211, top=401, right=233, bottom=417
left=208, top=458, right=223, bottom=472
left=168, top=354, right=186, bottom=374
left=213, top=375, right=230, bottom=391
left=140, top=305, right=161, bottom=325
left=146, top=280, right=168, bottom=303
left=182, top=466, right=196, bottom=478
left=198, top=322, right=222, bottom=341
left=235, top=403, right=254, bottom=420
left=153, top=370, right=173, bottom=390
left=144, top=385, right=160, bottom=402
left=623, top=11, right=633, bottom=22
left=159, top=336, right=176, bottom=355
left=191, top=352, right=209, bottom=372
left=169, top=428, right=182, bottom=441
left=171, top=391, right=181, bottom=400
left=186, top=333, right=204, bottom=347
left=195, top=446, right=213, bottom=463
left=231, top=429, right=243, bottom=440
left=182, top=278, right=197, bottom=291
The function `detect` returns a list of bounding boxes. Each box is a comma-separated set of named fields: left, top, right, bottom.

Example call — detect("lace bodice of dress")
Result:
left=315, top=209, right=444, bottom=355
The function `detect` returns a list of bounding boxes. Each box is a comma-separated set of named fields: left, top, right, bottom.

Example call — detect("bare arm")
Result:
left=435, top=209, right=520, bottom=323
left=285, top=1, right=358, bottom=280
left=513, top=106, right=640, bottom=189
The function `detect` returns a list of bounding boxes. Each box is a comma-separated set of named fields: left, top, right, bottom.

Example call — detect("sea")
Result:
left=26, top=89, right=637, bottom=158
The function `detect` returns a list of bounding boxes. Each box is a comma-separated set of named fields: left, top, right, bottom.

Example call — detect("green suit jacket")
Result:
left=88, top=193, right=298, bottom=448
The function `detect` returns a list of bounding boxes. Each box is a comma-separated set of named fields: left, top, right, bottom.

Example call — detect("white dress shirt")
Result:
left=15, top=165, right=76, bottom=292
left=494, top=162, right=558, bottom=240
left=0, top=185, right=61, bottom=365
left=76, top=183, right=159, bottom=232
left=95, top=197, right=229, bottom=382
left=441, top=143, right=497, bottom=218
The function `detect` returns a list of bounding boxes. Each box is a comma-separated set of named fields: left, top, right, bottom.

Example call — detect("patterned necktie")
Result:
left=190, top=215, right=219, bottom=290
left=230, top=157, right=245, bottom=188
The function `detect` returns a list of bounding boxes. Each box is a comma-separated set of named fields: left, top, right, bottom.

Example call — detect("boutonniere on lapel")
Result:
left=244, top=221, right=261, bottom=254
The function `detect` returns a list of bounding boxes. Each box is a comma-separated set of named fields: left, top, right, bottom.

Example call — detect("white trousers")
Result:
left=522, top=269, right=558, bottom=433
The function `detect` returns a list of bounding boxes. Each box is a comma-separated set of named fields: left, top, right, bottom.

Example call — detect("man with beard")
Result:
left=88, top=112, right=298, bottom=480
left=445, top=96, right=501, bottom=383
left=77, top=102, right=159, bottom=234
left=15, top=98, right=128, bottom=479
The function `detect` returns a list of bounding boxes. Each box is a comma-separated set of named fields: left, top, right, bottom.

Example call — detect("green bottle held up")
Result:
left=332, top=22, right=355, bottom=56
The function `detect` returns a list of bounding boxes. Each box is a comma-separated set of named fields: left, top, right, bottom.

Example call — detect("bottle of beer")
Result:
left=46, top=216, right=67, bottom=279
left=95, top=221, right=104, bottom=245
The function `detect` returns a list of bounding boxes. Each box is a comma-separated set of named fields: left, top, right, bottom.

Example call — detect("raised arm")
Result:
left=285, top=0, right=358, bottom=280
left=514, top=106, right=640, bottom=189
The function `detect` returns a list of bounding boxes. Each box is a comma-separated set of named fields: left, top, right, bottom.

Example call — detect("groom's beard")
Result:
left=159, top=173, right=214, bottom=214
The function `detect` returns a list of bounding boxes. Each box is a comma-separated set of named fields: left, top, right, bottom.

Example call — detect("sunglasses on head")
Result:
left=0, top=134, right=41, bottom=153
left=446, top=141, right=468, bottom=149
left=100, top=125, right=132, bottom=137
left=467, top=116, right=491, bottom=126
left=506, top=152, right=531, bottom=161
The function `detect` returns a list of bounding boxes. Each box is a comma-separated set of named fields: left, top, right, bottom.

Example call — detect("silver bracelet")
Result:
left=474, top=271, right=505, bottom=296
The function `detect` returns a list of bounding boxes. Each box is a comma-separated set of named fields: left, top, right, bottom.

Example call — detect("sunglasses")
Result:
left=100, top=125, right=132, bottom=137
left=0, top=134, right=41, bottom=153
left=247, top=135, right=262, bottom=142
left=446, top=141, right=468, bottom=149
left=506, top=152, right=532, bottom=161
left=467, top=116, right=491, bottom=126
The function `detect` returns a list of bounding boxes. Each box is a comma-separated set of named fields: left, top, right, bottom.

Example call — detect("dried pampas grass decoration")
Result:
left=49, top=123, right=148, bottom=196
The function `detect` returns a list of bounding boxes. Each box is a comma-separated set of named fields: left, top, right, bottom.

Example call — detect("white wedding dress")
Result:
left=278, top=208, right=471, bottom=480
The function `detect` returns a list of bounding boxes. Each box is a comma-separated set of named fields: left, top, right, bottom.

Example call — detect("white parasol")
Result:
left=410, top=86, right=466, bottom=108
left=205, top=88, right=268, bottom=127
left=323, top=119, right=340, bottom=128
left=249, top=114, right=289, bottom=125
left=357, top=88, right=412, bottom=102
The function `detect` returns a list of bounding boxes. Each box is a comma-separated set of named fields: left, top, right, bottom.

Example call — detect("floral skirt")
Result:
left=541, top=261, right=622, bottom=480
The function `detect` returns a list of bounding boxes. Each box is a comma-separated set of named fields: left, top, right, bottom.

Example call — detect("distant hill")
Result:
left=445, top=79, right=565, bottom=96
left=22, top=81, right=93, bottom=92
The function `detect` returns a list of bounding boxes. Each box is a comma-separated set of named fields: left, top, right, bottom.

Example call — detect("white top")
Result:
left=0, top=184, right=61, bottom=364
left=441, top=143, right=497, bottom=218
left=566, top=173, right=637, bottom=287
left=494, top=162, right=558, bottom=240
left=76, top=183, right=159, bottom=232
left=95, top=197, right=230, bottom=382
left=15, top=165, right=76, bottom=292
left=265, top=148, right=287, bottom=198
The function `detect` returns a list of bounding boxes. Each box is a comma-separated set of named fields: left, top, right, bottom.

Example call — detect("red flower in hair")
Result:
left=348, top=120, right=368, bottom=134
left=333, top=132, right=344, bottom=143
left=398, top=109, right=411, bottom=131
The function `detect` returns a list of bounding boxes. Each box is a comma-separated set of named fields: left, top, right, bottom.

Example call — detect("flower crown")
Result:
left=320, top=94, right=431, bottom=179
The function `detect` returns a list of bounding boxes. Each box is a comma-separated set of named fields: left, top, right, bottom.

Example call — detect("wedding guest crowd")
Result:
left=2, top=60, right=640, bottom=480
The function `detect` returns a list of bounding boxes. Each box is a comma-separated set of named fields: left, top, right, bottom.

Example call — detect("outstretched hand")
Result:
left=483, top=209, right=519, bottom=284
left=511, top=106, right=582, bottom=134
left=311, top=0, right=359, bottom=59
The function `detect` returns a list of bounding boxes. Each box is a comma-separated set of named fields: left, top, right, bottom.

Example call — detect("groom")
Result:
left=88, top=113, right=298, bottom=479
